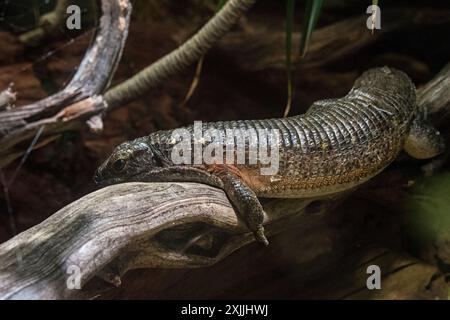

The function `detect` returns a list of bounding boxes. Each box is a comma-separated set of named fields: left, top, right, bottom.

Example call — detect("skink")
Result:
left=95, top=67, right=445, bottom=245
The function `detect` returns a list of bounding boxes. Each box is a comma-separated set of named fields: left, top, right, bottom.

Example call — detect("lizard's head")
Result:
left=94, top=138, right=168, bottom=185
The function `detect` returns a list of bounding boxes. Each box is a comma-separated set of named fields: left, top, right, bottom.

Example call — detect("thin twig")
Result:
left=180, top=56, right=205, bottom=108
left=0, top=125, right=44, bottom=239
left=283, top=77, right=293, bottom=117
left=7, top=126, right=45, bottom=188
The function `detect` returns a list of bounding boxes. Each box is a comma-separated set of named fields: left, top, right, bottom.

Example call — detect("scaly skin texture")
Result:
left=95, top=67, right=445, bottom=245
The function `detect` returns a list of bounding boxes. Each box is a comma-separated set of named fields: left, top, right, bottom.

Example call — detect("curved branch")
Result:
left=104, top=0, right=258, bottom=109
left=0, top=0, right=132, bottom=166
left=0, top=182, right=325, bottom=299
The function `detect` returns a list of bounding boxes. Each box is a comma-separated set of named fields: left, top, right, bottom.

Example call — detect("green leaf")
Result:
left=299, top=0, right=324, bottom=58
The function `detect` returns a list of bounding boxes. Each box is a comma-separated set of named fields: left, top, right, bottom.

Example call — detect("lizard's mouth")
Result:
left=126, top=167, right=179, bottom=182
left=95, top=176, right=124, bottom=187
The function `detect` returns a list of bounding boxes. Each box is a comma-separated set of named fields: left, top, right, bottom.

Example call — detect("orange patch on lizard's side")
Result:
left=204, top=163, right=268, bottom=193
left=204, top=163, right=242, bottom=178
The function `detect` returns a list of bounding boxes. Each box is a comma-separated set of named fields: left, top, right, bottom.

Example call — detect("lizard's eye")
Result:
left=112, top=159, right=126, bottom=172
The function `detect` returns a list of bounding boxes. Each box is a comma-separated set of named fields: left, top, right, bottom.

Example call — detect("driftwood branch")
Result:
left=0, top=0, right=132, bottom=167
left=0, top=182, right=326, bottom=299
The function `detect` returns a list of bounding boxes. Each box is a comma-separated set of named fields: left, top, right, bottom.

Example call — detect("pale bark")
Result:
left=0, top=0, right=132, bottom=167
left=0, top=182, right=326, bottom=299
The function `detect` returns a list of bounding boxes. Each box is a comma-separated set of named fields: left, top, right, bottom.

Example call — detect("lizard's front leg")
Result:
left=205, top=165, right=268, bottom=246
left=132, top=165, right=269, bottom=245
left=217, top=170, right=269, bottom=246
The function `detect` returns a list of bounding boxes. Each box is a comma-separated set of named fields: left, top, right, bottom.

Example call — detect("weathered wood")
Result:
left=0, top=0, right=132, bottom=167
left=87, top=194, right=449, bottom=300
left=1, top=179, right=446, bottom=299
left=0, top=182, right=327, bottom=299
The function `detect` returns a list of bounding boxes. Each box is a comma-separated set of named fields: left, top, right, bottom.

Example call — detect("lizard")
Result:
left=94, top=67, right=445, bottom=246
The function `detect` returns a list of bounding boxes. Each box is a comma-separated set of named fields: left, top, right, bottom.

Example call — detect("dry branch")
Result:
left=0, top=182, right=325, bottom=299
left=0, top=0, right=132, bottom=167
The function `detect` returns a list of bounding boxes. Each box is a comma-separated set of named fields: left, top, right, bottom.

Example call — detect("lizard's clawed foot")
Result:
left=253, top=225, right=269, bottom=246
